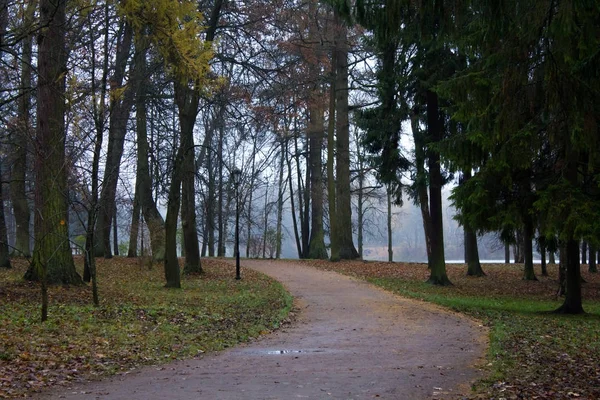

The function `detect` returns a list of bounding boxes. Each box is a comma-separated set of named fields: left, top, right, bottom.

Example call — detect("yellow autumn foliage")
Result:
left=119, top=0, right=213, bottom=84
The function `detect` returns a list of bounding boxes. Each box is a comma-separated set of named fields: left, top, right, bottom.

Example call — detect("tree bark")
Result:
left=555, top=239, right=584, bottom=314
left=465, top=227, right=485, bottom=276
left=387, top=187, right=393, bottom=262
left=164, top=143, right=183, bottom=288
left=504, top=242, right=510, bottom=263
left=9, top=0, right=35, bottom=257
left=539, top=236, right=548, bottom=276
left=411, top=109, right=432, bottom=265
left=135, top=40, right=165, bottom=262
left=522, top=217, right=537, bottom=280
left=245, top=137, right=257, bottom=258
left=425, top=90, right=450, bottom=285
left=286, top=137, right=302, bottom=258
left=334, top=11, right=358, bottom=260
left=207, top=151, right=215, bottom=256
left=589, top=244, right=597, bottom=273
left=327, top=60, right=339, bottom=261
left=294, top=135, right=309, bottom=258
left=0, top=161, right=11, bottom=268
left=127, top=190, right=140, bottom=257
left=95, top=22, right=134, bottom=258
left=581, top=241, right=587, bottom=265
left=307, top=100, right=327, bottom=259
left=26, top=0, right=81, bottom=286
left=175, top=81, right=201, bottom=275
left=275, top=137, right=285, bottom=259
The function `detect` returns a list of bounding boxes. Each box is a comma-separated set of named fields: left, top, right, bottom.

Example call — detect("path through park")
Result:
left=45, top=260, right=487, bottom=399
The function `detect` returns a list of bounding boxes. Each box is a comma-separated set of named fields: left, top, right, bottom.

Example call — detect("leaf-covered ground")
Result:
left=0, top=257, right=292, bottom=398
left=303, top=260, right=600, bottom=400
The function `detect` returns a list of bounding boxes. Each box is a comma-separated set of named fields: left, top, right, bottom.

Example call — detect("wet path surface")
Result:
left=43, top=260, right=487, bottom=399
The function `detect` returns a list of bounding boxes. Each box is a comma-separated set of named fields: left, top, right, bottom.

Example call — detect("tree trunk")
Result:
left=333, top=10, right=358, bottom=260
left=539, top=236, right=548, bottom=276
left=135, top=40, right=165, bottom=262
left=465, top=227, right=485, bottom=276
left=84, top=6, right=109, bottom=283
left=514, top=229, right=525, bottom=263
left=294, top=134, right=309, bottom=258
left=9, top=0, right=35, bottom=258
left=411, top=109, right=432, bottom=265
left=522, top=217, right=537, bottom=280
left=387, top=187, right=393, bottom=263
left=555, top=239, right=584, bottom=314
left=113, top=209, right=119, bottom=255
left=245, top=137, right=257, bottom=258
left=286, top=137, right=302, bottom=258
left=307, top=100, right=327, bottom=259
left=262, top=181, right=269, bottom=258
left=175, top=81, right=201, bottom=275
left=425, top=90, right=450, bottom=285
left=549, top=250, right=556, bottom=264
left=95, top=22, right=134, bottom=258
left=207, top=152, right=215, bottom=256
left=275, top=138, right=285, bottom=259
left=128, top=190, right=140, bottom=257
left=327, top=61, right=339, bottom=261
left=357, top=161, right=364, bottom=259
left=164, top=143, right=183, bottom=289
left=555, top=155, right=583, bottom=313
left=589, top=244, right=597, bottom=273
left=0, top=161, right=11, bottom=268
left=217, top=125, right=225, bottom=257
left=504, top=242, right=510, bottom=263
left=26, top=0, right=81, bottom=286
left=581, top=241, right=587, bottom=265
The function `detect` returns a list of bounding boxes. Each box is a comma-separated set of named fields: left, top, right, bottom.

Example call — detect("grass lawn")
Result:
left=0, top=257, right=292, bottom=398
left=303, top=259, right=600, bottom=399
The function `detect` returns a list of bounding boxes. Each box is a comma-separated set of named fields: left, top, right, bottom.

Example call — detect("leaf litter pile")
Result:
left=304, top=260, right=600, bottom=400
left=0, top=257, right=292, bottom=398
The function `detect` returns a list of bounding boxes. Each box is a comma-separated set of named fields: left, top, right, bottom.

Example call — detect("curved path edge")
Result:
left=40, top=259, right=488, bottom=400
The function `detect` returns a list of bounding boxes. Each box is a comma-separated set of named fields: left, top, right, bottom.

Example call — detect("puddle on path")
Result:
left=237, top=348, right=329, bottom=355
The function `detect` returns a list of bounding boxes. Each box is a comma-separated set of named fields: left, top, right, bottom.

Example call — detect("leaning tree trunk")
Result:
left=95, top=22, right=134, bottom=258
left=411, top=109, right=432, bottom=265
left=135, top=40, right=166, bottom=262
left=26, top=0, right=81, bottom=286
left=425, top=90, right=450, bottom=285
left=333, top=10, right=358, bottom=260
left=10, top=0, right=35, bottom=257
left=127, top=189, right=140, bottom=257
left=164, top=141, right=184, bottom=288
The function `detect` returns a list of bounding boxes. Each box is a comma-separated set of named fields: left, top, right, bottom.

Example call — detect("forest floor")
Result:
left=0, top=257, right=292, bottom=398
left=302, top=259, right=600, bottom=399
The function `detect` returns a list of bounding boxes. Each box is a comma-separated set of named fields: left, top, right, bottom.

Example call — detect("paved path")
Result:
left=44, top=260, right=487, bottom=399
